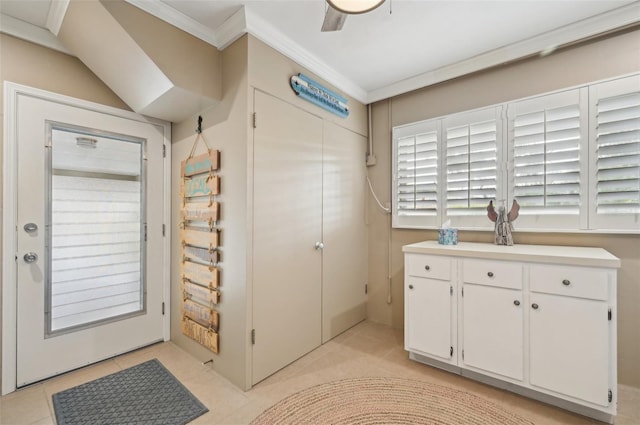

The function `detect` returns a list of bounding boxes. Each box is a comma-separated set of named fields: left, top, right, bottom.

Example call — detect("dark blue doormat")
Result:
left=52, top=359, right=208, bottom=425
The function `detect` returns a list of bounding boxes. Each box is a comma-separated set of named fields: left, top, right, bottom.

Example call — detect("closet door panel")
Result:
left=252, top=91, right=323, bottom=384
left=322, top=122, right=367, bottom=342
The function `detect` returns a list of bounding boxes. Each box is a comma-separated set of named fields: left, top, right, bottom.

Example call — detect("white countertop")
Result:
left=402, top=241, right=621, bottom=268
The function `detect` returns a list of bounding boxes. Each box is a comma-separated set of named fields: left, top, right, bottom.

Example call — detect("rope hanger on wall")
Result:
left=188, top=115, right=211, bottom=158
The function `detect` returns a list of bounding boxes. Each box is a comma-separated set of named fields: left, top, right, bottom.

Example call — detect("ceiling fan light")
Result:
left=327, top=0, right=385, bottom=14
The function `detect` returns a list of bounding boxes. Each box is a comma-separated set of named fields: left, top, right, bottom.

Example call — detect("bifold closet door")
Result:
left=322, top=122, right=367, bottom=342
left=252, top=91, right=323, bottom=384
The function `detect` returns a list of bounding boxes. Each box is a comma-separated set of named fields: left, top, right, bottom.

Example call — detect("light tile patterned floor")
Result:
left=1, top=320, right=639, bottom=425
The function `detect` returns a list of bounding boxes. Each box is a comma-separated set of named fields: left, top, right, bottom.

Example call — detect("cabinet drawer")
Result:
left=529, top=265, right=609, bottom=301
left=405, top=253, right=451, bottom=281
left=463, top=259, right=522, bottom=290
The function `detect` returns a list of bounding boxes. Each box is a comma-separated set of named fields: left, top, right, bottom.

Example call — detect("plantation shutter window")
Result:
left=390, top=74, right=639, bottom=233
left=392, top=120, right=441, bottom=228
left=589, top=75, right=640, bottom=231
left=444, top=107, right=502, bottom=228
left=508, top=89, right=588, bottom=230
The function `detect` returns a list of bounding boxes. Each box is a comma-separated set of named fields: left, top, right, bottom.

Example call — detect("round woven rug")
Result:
left=251, top=377, right=534, bottom=425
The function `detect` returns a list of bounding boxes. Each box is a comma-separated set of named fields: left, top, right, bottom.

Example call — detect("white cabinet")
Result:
left=403, top=241, right=619, bottom=423
left=404, top=254, right=455, bottom=363
left=462, top=283, right=524, bottom=381
left=529, top=264, right=612, bottom=407
left=461, top=259, right=524, bottom=381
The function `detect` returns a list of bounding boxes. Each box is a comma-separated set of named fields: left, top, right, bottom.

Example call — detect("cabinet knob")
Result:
left=424, top=265, right=430, bottom=271
left=562, top=279, right=571, bottom=286
left=513, top=300, right=520, bottom=306
left=487, top=271, right=494, bottom=278
left=532, top=303, right=539, bottom=310
left=408, top=284, right=414, bottom=290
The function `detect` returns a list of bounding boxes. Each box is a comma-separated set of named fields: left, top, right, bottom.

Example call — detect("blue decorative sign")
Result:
left=290, top=73, right=349, bottom=118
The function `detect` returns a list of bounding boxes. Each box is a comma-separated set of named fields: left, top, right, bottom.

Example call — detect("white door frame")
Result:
left=2, top=82, right=172, bottom=395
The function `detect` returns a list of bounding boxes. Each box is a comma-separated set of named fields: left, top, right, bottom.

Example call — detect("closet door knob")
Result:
left=562, top=279, right=571, bottom=286
left=532, top=303, right=539, bottom=310
left=23, top=223, right=38, bottom=233
left=408, top=284, right=414, bottom=290
left=315, top=242, right=324, bottom=250
left=424, top=265, right=430, bottom=271
left=23, top=252, right=38, bottom=263
left=487, top=272, right=494, bottom=277
left=513, top=300, right=520, bottom=306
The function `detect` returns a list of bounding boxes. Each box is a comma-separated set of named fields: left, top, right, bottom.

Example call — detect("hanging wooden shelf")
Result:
left=179, top=118, right=221, bottom=354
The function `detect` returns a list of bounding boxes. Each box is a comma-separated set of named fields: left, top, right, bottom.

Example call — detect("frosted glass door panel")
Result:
left=48, top=127, right=144, bottom=334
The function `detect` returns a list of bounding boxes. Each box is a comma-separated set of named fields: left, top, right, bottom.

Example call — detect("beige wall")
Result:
left=0, top=33, right=128, bottom=385
left=367, top=29, right=640, bottom=388
left=100, top=0, right=222, bottom=101
left=170, top=35, right=249, bottom=389
left=247, top=36, right=367, bottom=138
left=170, top=35, right=369, bottom=390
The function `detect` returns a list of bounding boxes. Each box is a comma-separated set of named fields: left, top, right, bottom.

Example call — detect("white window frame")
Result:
left=443, top=106, right=504, bottom=230
left=506, top=88, right=589, bottom=231
left=589, top=74, right=640, bottom=232
left=392, top=119, right=441, bottom=229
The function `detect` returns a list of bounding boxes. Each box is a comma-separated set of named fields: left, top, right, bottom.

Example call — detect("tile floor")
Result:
left=1, top=320, right=639, bottom=425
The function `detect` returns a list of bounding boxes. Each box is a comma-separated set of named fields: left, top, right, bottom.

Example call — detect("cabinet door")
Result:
left=463, top=284, right=524, bottom=380
left=406, top=276, right=453, bottom=361
left=530, top=293, right=610, bottom=406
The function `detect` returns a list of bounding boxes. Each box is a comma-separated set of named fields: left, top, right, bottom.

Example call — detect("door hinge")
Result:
left=608, top=308, right=612, bottom=321
left=252, top=112, right=257, bottom=129
left=251, top=329, right=256, bottom=345
left=450, top=346, right=454, bottom=357
left=365, top=284, right=368, bottom=294
left=162, top=144, right=166, bottom=158
left=462, top=287, right=464, bottom=297
left=162, top=302, right=165, bottom=315
left=608, top=389, right=613, bottom=403
left=450, top=285, right=453, bottom=296
left=144, top=223, right=148, bottom=242
left=462, top=349, right=465, bottom=360
left=162, top=224, right=166, bottom=237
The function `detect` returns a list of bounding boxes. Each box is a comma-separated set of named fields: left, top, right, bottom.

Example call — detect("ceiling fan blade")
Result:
left=321, top=4, right=347, bottom=32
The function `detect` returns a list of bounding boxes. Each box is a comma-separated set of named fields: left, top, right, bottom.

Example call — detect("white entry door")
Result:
left=8, top=88, right=168, bottom=388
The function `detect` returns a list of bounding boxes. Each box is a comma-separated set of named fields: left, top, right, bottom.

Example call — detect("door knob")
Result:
left=408, top=284, right=414, bottom=290
left=532, top=303, right=539, bottom=310
left=23, top=252, right=38, bottom=263
left=315, top=242, right=324, bottom=250
left=23, top=223, right=38, bottom=233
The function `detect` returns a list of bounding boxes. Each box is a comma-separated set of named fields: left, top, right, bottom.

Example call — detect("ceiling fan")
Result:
left=321, top=0, right=386, bottom=32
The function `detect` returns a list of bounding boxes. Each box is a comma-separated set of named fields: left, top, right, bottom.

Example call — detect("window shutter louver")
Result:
left=594, top=92, right=640, bottom=215
left=446, top=119, right=498, bottom=216
left=396, top=132, right=438, bottom=216
left=512, top=104, right=582, bottom=215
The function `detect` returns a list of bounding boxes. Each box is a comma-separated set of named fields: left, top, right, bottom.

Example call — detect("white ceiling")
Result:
left=1, top=0, right=639, bottom=104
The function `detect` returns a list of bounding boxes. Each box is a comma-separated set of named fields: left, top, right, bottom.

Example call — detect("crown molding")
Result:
left=215, top=6, right=248, bottom=50
left=46, top=0, right=69, bottom=36
left=367, top=2, right=640, bottom=103
left=244, top=7, right=368, bottom=103
left=123, top=1, right=366, bottom=103
left=119, top=1, right=640, bottom=105
left=0, top=13, right=72, bottom=55
left=125, top=0, right=218, bottom=46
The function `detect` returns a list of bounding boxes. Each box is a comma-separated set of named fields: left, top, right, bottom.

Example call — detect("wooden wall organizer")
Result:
left=180, top=116, right=221, bottom=353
